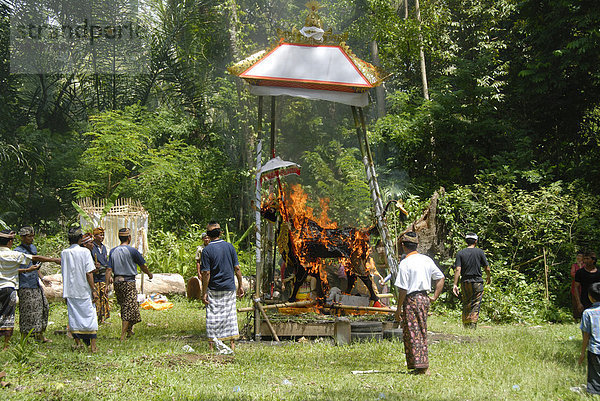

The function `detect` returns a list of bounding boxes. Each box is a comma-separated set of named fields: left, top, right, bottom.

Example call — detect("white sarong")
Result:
left=67, top=297, right=98, bottom=337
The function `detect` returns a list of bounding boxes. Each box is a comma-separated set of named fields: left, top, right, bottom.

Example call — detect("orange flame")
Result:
left=281, top=184, right=375, bottom=282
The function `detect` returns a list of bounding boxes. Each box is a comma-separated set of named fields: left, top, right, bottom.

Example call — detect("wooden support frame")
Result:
left=252, top=103, right=397, bottom=341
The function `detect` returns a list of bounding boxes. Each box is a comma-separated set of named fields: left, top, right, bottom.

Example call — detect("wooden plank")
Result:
left=260, top=321, right=335, bottom=337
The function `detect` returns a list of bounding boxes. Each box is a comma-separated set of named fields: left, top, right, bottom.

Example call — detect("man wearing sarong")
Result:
left=61, top=227, right=98, bottom=352
left=394, top=232, right=444, bottom=375
left=1, top=229, right=60, bottom=349
left=107, top=228, right=153, bottom=341
left=452, top=232, right=490, bottom=328
left=15, top=226, right=52, bottom=343
left=91, top=227, right=110, bottom=323
left=201, top=221, right=245, bottom=352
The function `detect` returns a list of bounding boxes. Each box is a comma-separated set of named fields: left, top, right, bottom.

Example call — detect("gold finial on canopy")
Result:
left=305, top=1, right=323, bottom=29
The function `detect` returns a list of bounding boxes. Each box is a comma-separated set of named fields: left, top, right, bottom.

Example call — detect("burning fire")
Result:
left=268, top=184, right=376, bottom=285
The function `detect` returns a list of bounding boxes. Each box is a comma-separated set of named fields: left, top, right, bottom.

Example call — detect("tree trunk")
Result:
left=415, top=0, right=429, bottom=100
left=398, top=188, right=449, bottom=261
left=370, top=40, right=386, bottom=119
left=228, top=0, right=255, bottom=232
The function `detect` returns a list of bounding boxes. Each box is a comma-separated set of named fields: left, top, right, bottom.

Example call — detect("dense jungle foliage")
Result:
left=1, top=0, right=599, bottom=323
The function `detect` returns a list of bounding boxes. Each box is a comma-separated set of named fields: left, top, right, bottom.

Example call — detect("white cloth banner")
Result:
left=248, top=85, right=368, bottom=107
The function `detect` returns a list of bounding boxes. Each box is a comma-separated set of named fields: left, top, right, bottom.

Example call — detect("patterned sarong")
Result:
left=94, top=281, right=110, bottom=323
left=114, top=281, right=141, bottom=325
left=206, top=290, right=239, bottom=341
left=401, top=291, right=430, bottom=370
left=0, top=287, right=17, bottom=337
left=461, top=281, right=484, bottom=326
left=67, top=297, right=98, bottom=344
left=17, top=287, right=49, bottom=335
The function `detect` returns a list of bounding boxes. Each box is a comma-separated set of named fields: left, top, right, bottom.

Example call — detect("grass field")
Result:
left=0, top=297, right=591, bottom=400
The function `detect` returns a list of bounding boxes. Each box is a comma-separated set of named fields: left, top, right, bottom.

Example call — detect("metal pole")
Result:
left=351, top=106, right=398, bottom=280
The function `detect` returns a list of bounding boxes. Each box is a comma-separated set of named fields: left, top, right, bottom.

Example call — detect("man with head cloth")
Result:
left=452, top=232, right=491, bottom=328
left=61, top=227, right=99, bottom=352
left=107, top=228, right=153, bottom=341
left=91, top=227, right=110, bottom=324
left=0, top=229, right=60, bottom=349
left=394, top=232, right=445, bottom=375
left=15, top=226, right=52, bottom=343
left=201, top=221, right=244, bottom=352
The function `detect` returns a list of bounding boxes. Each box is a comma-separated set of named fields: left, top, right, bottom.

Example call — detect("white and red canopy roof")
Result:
left=229, top=30, right=385, bottom=107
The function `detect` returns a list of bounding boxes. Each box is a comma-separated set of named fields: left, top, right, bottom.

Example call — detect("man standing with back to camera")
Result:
left=201, top=221, right=244, bottom=352
left=107, top=228, right=153, bottom=341
left=394, top=232, right=445, bottom=375
left=452, top=232, right=491, bottom=328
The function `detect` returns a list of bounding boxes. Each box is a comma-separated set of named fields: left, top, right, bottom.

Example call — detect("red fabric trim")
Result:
left=260, top=167, right=301, bottom=184
left=239, top=43, right=373, bottom=89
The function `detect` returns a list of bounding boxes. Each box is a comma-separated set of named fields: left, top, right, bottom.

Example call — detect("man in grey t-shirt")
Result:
left=107, top=228, right=153, bottom=341
left=452, top=232, right=490, bottom=328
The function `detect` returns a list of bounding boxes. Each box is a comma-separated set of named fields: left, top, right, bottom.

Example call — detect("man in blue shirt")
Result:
left=91, top=227, right=110, bottom=324
left=15, top=226, right=52, bottom=343
left=201, top=221, right=244, bottom=352
left=579, top=281, right=600, bottom=394
left=108, top=228, right=153, bottom=341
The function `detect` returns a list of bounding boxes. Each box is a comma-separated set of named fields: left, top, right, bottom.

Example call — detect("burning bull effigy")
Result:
left=261, top=184, right=383, bottom=307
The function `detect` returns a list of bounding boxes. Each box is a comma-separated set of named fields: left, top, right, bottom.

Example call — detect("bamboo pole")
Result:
left=254, top=299, right=280, bottom=342
left=543, top=248, right=549, bottom=301
left=238, top=300, right=316, bottom=313
left=254, top=97, right=264, bottom=341
left=327, top=304, right=395, bottom=313
left=351, top=106, right=398, bottom=282
left=513, top=255, right=544, bottom=270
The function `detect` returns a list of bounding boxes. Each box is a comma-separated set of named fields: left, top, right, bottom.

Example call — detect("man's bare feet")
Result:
left=413, top=368, right=430, bottom=376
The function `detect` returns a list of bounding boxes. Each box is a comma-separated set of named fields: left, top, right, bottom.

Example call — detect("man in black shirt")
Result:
left=452, top=232, right=491, bottom=328
left=574, top=251, right=600, bottom=318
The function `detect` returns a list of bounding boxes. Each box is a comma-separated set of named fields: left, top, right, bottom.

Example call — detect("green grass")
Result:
left=0, top=297, right=591, bottom=400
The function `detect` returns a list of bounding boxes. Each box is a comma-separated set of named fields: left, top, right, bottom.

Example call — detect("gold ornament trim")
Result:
left=227, top=1, right=387, bottom=87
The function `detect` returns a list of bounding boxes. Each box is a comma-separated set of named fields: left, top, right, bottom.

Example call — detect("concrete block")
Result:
left=334, top=317, right=351, bottom=345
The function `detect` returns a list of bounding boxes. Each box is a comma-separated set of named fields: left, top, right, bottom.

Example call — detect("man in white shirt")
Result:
left=0, top=229, right=60, bottom=350
left=61, top=227, right=98, bottom=352
left=394, top=231, right=445, bottom=375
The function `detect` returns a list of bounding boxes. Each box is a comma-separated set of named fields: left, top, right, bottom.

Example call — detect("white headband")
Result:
left=465, top=233, right=478, bottom=240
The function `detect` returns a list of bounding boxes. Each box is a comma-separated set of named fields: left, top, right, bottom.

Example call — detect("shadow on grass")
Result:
left=175, top=387, right=481, bottom=401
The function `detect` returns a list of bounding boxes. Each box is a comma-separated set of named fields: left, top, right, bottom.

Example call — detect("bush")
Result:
left=147, top=225, right=255, bottom=281
left=437, top=174, right=600, bottom=323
